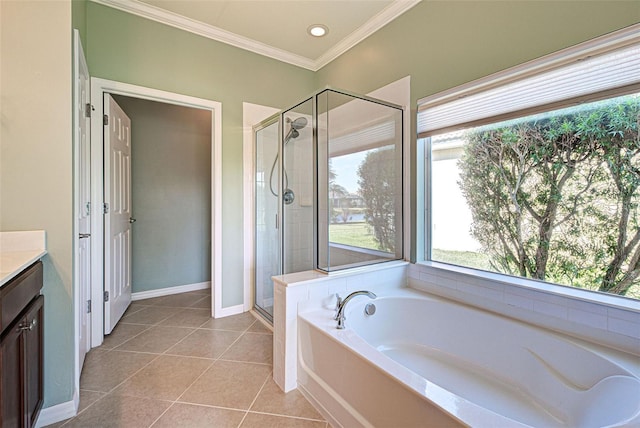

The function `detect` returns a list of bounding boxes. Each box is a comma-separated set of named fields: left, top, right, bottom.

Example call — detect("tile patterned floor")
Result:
left=48, top=290, right=327, bottom=428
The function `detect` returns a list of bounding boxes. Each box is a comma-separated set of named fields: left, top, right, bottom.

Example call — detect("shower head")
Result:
left=289, top=117, right=308, bottom=130
left=284, top=117, right=308, bottom=144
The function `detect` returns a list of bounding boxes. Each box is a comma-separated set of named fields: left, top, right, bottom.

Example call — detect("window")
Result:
left=418, top=26, right=640, bottom=301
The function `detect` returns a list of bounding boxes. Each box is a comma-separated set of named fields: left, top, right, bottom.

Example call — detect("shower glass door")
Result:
left=254, top=117, right=280, bottom=320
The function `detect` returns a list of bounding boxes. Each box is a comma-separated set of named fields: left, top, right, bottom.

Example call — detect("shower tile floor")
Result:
left=47, top=290, right=327, bottom=428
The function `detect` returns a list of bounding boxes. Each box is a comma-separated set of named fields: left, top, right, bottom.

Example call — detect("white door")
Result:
left=74, top=30, right=91, bottom=374
left=104, top=94, right=132, bottom=334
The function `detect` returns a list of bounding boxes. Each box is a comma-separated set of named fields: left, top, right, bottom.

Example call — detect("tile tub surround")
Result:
left=47, top=290, right=326, bottom=428
left=409, top=263, right=640, bottom=356
left=0, top=230, right=47, bottom=286
left=272, top=261, right=410, bottom=392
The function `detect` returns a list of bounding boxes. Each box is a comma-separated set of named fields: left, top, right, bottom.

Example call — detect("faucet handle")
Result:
left=334, top=294, right=342, bottom=320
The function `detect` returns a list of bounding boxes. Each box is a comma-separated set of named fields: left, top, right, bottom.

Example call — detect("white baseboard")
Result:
left=131, top=281, right=211, bottom=301
left=215, top=303, right=244, bottom=318
left=35, top=388, right=79, bottom=428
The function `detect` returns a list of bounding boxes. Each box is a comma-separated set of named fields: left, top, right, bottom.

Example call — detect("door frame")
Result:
left=72, top=29, right=91, bottom=399
left=89, top=78, right=223, bottom=347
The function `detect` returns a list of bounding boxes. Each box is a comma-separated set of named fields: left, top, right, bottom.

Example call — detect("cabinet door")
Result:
left=24, top=296, right=43, bottom=428
left=1, top=319, right=24, bottom=428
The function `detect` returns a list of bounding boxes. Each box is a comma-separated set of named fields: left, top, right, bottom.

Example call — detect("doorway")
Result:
left=110, top=94, right=212, bottom=325
left=89, top=78, right=222, bottom=347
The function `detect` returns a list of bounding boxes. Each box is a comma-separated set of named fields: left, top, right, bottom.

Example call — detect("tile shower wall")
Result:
left=283, top=123, right=314, bottom=274
left=408, top=263, right=640, bottom=355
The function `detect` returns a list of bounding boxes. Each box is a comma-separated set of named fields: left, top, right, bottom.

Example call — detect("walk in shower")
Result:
left=253, top=89, right=403, bottom=321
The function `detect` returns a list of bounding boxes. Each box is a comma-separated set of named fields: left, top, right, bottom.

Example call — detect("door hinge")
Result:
left=85, top=103, right=92, bottom=118
left=87, top=300, right=92, bottom=313
left=104, top=291, right=109, bottom=302
left=103, top=203, right=109, bottom=214
left=103, top=114, right=109, bottom=126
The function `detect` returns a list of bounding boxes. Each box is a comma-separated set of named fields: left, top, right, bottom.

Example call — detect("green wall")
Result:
left=316, top=1, right=640, bottom=260
left=85, top=0, right=639, bottom=307
left=112, top=95, right=212, bottom=293
left=317, top=1, right=640, bottom=99
left=72, top=0, right=86, bottom=46
left=86, top=2, right=316, bottom=307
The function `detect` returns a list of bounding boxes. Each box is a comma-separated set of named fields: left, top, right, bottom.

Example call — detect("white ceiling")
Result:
left=92, top=0, right=421, bottom=70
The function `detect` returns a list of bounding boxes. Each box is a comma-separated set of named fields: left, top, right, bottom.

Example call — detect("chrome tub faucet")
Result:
left=334, top=290, right=376, bottom=329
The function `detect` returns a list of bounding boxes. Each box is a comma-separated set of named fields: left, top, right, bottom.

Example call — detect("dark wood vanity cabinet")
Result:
left=0, top=261, right=44, bottom=428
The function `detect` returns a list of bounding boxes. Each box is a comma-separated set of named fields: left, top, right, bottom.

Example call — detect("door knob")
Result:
left=79, top=233, right=91, bottom=239
left=129, top=218, right=137, bottom=223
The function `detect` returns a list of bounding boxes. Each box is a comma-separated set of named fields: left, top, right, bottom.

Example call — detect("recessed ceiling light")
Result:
left=308, top=24, right=328, bottom=37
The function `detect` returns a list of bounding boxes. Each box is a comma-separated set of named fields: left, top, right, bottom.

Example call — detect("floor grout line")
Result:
left=246, top=410, right=329, bottom=422
left=236, top=371, right=272, bottom=428
left=160, top=326, right=201, bottom=355
left=171, top=327, right=241, bottom=404
left=101, top=324, right=153, bottom=350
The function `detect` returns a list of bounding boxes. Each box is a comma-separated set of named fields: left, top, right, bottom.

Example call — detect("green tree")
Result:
left=458, top=96, right=640, bottom=296
left=357, top=147, right=397, bottom=252
left=595, top=102, right=640, bottom=294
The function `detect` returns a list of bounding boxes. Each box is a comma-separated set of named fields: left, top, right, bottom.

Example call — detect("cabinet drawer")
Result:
left=0, top=261, right=43, bottom=336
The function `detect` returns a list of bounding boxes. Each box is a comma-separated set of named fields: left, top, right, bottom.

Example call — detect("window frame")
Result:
left=416, top=24, right=640, bottom=312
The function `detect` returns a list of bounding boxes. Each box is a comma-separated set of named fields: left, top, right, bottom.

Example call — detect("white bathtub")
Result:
left=297, top=288, right=640, bottom=427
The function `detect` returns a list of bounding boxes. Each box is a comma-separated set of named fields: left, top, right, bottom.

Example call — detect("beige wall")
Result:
left=0, top=1, right=74, bottom=406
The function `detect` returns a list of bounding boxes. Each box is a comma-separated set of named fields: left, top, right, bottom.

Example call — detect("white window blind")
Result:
left=417, top=25, right=640, bottom=137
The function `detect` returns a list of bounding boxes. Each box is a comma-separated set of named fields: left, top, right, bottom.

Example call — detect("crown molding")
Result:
left=90, top=0, right=317, bottom=70
left=89, top=0, right=420, bottom=72
left=315, top=0, right=421, bottom=70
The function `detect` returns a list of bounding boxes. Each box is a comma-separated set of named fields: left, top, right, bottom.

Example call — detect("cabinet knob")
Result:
left=19, top=319, right=37, bottom=332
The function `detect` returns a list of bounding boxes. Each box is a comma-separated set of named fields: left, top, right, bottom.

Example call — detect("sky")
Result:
left=330, top=151, right=367, bottom=194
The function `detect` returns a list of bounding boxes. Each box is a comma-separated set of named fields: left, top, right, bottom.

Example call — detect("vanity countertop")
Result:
left=0, top=230, right=47, bottom=287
